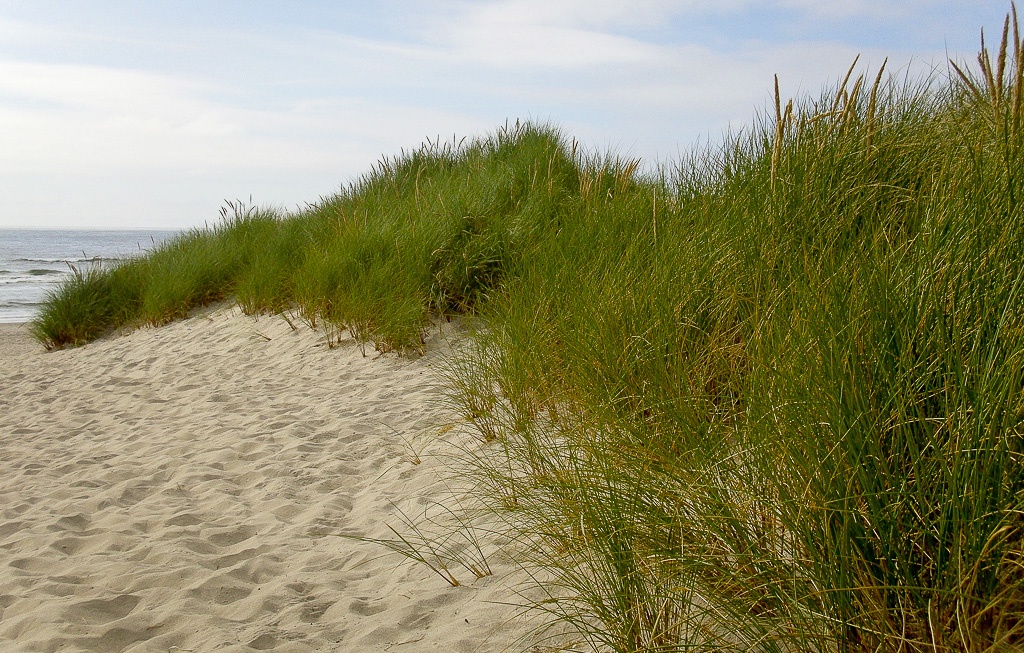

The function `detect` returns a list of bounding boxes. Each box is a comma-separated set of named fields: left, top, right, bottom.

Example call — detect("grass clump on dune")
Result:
left=32, top=8, right=1024, bottom=652
left=448, top=19, right=1023, bottom=653
left=32, top=122, right=576, bottom=352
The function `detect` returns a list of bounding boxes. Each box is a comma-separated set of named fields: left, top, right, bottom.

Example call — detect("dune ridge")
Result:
left=0, top=307, right=530, bottom=652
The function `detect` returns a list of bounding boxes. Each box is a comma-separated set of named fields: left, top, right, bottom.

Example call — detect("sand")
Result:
left=0, top=307, right=535, bottom=652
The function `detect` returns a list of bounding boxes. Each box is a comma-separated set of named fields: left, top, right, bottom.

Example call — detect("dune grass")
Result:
left=33, top=123, right=575, bottom=353
left=31, top=10, right=1024, bottom=652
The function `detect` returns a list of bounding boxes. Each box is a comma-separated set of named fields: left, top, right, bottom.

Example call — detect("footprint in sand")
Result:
left=0, top=521, right=26, bottom=540
left=9, top=557, right=55, bottom=573
left=49, top=536, right=87, bottom=555
left=247, top=632, right=279, bottom=650
left=0, top=593, right=15, bottom=619
left=349, top=597, right=388, bottom=616
left=64, top=594, right=141, bottom=624
left=166, top=511, right=203, bottom=527
left=192, top=575, right=252, bottom=605
left=18, top=462, right=45, bottom=476
left=74, top=626, right=150, bottom=652
left=207, top=525, right=257, bottom=547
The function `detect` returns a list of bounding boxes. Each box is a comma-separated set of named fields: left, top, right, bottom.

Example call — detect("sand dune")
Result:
left=0, top=307, right=535, bottom=652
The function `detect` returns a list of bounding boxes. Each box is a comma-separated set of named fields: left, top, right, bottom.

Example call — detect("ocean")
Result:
left=0, top=229, right=180, bottom=324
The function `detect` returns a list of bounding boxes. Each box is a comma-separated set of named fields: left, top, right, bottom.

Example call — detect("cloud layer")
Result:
left=0, top=1, right=1011, bottom=228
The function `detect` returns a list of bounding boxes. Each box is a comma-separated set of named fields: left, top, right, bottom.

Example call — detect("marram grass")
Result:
left=33, top=9, right=1024, bottom=652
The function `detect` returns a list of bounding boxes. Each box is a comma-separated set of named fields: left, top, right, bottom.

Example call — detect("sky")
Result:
left=0, top=1, right=1014, bottom=229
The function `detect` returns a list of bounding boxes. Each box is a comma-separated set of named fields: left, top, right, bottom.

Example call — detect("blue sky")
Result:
left=0, top=1, right=1012, bottom=229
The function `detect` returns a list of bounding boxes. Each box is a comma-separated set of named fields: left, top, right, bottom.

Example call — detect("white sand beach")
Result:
left=0, top=307, right=534, bottom=652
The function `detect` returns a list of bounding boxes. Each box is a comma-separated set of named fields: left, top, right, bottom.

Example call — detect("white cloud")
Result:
left=0, top=57, right=487, bottom=169
left=0, top=2, right=1010, bottom=227
left=431, top=3, right=660, bottom=68
left=447, top=0, right=755, bottom=31
left=0, top=51, right=497, bottom=226
left=0, top=59, right=214, bottom=116
left=775, top=0, right=948, bottom=20
left=0, top=15, right=68, bottom=45
left=0, top=61, right=245, bottom=172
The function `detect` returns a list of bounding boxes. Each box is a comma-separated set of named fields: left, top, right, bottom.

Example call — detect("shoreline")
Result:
left=0, top=308, right=530, bottom=651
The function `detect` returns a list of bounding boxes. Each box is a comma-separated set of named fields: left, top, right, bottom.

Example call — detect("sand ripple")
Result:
left=0, top=307, right=527, bottom=652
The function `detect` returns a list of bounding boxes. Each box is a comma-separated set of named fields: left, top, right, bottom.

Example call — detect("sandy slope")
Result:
left=0, top=307, right=534, bottom=652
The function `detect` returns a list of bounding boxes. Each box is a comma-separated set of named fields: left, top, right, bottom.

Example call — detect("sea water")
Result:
left=0, top=229, right=180, bottom=324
